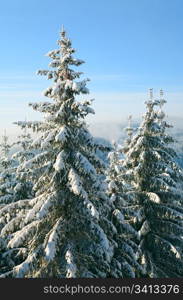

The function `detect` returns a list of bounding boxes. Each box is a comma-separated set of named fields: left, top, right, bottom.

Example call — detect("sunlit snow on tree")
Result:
left=0, top=27, right=117, bottom=278
left=122, top=89, right=183, bottom=277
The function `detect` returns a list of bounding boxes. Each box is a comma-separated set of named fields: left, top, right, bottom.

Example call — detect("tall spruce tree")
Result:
left=122, top=89, right=183, bottom=277
left=0, top=28, right=118, bottom=278
left=106, top=145, right=144, bottom=277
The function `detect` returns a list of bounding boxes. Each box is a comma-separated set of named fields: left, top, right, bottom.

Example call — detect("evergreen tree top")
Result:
left=15, top=27, right=95, bottom=134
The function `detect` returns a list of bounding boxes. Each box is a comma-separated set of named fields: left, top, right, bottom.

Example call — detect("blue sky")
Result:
left=0, top=0, right=183, bottom=140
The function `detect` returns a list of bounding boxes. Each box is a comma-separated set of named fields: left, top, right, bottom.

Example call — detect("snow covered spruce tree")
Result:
left=13, top=126, right=33, bottom=152
left=106, top=141, right=144, bottom=277
left=122, top=89, right=183, bottom=277
left=11, top=128, right=35, bottom=200
left=0, top=132, right=18, bottom=206
left=0, top=28, right=118, bottom=278
left=0, top=128, right=34, bottom=206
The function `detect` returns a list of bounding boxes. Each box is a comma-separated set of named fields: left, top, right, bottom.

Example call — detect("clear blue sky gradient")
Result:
left=0, top=0, right=183, bottom=139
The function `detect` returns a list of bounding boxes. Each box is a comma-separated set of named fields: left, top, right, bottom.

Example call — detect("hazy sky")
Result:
left=0, top=0, right=183, bottom=140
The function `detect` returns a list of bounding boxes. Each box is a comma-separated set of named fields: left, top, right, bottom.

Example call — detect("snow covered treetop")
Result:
left=125, top=115, right=133, bottom=137
left=37, top=27, right=87, bottom=85
left=145, top=89, right=166, bottom=109
left=36, top=27, right=90, bottom=105
left=133, top=89, right=173, bottom=141
left=15, top=27, right=95, bottom=133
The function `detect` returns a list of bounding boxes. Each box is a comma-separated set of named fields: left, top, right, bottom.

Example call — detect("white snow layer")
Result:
left=41, top=130, right=57, bottom=148
left=55, top=126, right=68, bottom=144
left=65, top=249, right=77, bottom=278
left=8, top=221, right=39, bottom=248
left=146, top=192, right=161, bottom=203
left=85, top=200, right=99, bottom=220
left=91, top=223, right=113, bottom=262
left=113, top=209, right=124, bottom=222
left=13, top=251, right=37, bottom=278
left=45, top=219, right=61, bottom=261
left=37, top=193, right=56, bottom=219
left=53, top=150, right=66, bottom=171
left=68, top=168, right=88, bottom=199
